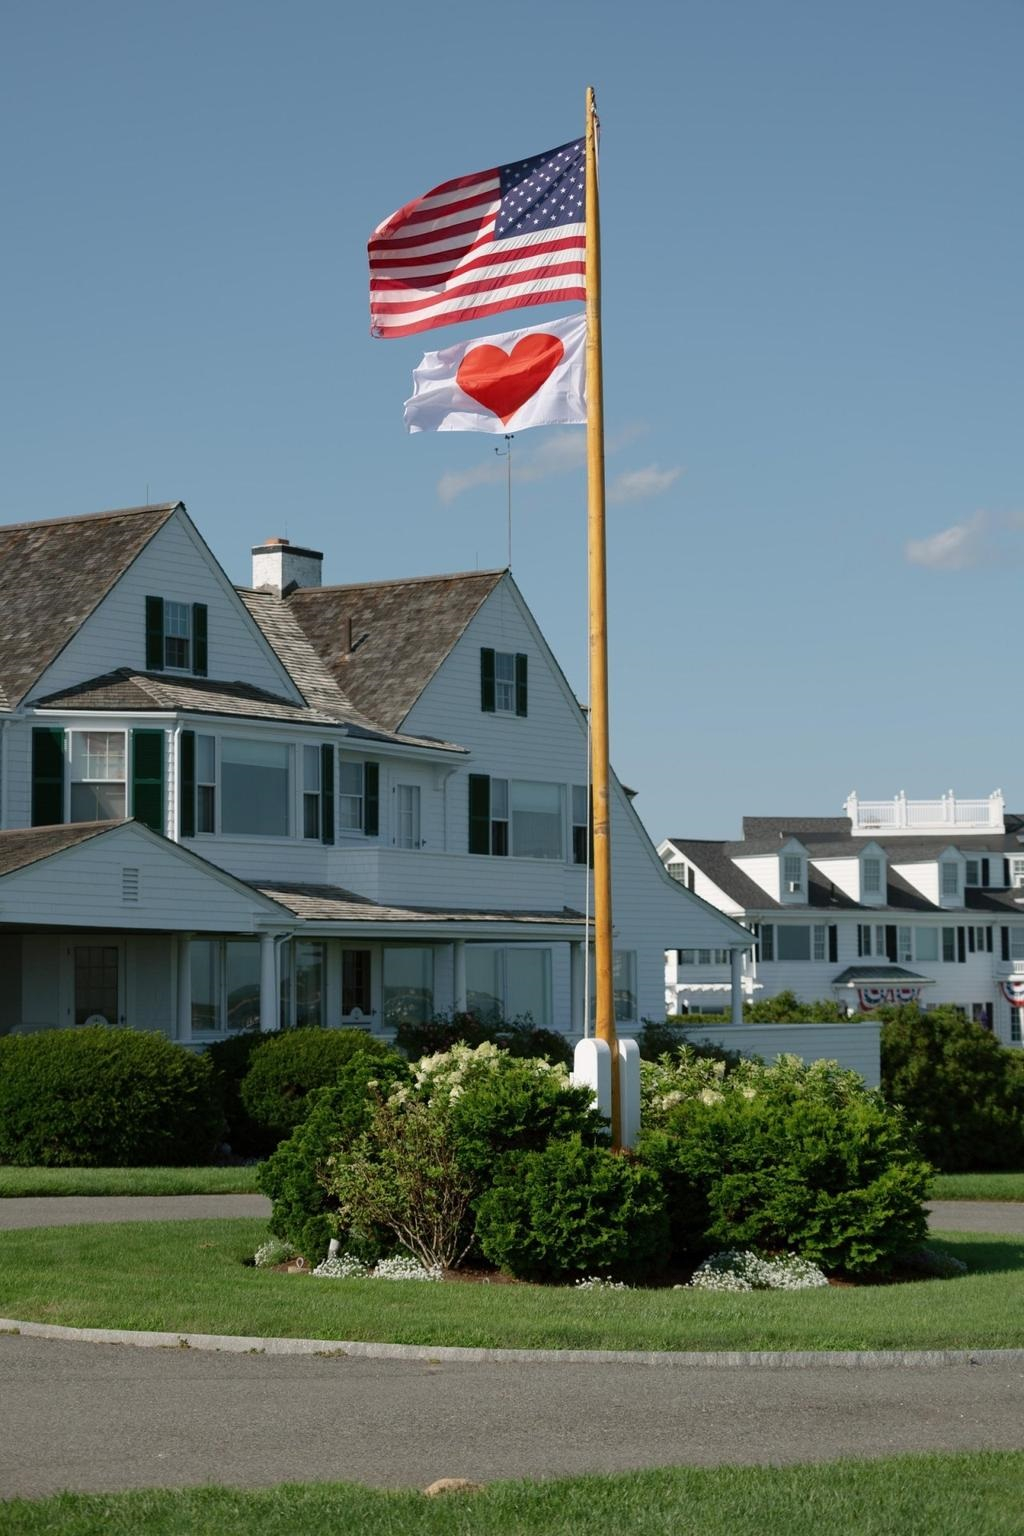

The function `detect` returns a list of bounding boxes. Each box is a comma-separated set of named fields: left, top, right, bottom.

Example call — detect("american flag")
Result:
left=369, top=138, right=586, bottom=339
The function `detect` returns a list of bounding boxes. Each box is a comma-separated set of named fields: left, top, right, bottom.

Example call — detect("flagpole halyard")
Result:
left=584, top=84, right=620, bottom=1148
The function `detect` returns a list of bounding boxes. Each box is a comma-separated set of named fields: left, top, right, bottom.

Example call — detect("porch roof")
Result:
left=0, top=821, right=115, bottom=878
left=831, top=965, right=934, bottom=987
left=256, top=880, right=586, bottom=934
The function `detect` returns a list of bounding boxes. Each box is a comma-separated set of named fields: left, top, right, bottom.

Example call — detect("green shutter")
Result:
left=480, top=648, right=496, bottom=712
left=131, top=729, right=165, bottom=833
left=321, top=743, right=335, bottom=844
left=468, top=773, right=491, bottom=855
left=145, top=596, right=165, bottom=671
left=515, top=652, right=528, bottom=716
left=31, top=727, right=65, bottom=826
left=363, top=761, right=379, bottom=836
left=179, top=730, right=196, bottom=839
left=192, top=603, right=208, bottom=677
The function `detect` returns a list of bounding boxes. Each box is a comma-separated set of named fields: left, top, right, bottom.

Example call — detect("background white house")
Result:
left=660, top=789, right=1024, bottom=1052
left=0, top=499, right=749, bottom=1048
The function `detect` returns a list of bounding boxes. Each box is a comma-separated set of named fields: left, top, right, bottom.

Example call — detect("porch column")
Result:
left=730, top=947, right=743, bottom=1026
left=259, top=932, right=278, bottom=1033
left=570, top=941, right=586, bottom=1038
left=177, top=935, right=192, bottom=1044
left=453, top=940, right=467, bottom=1013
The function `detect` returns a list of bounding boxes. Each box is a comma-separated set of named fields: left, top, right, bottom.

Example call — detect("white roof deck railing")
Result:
left=845, top=789, right=1005, bottom=836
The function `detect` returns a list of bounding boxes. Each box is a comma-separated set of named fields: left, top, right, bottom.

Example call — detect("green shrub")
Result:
left=637, top=1054, right=930, bottom=1274
left=240, top=1028, right=397, bottom=1142
left=879, top=1004, right=1024, bottom=1171
left=405, top=1041, right=606, bottom=1183
left=396, top=1011, right=572, bottom=1067
left=204, top=1030, right=272, bottom=1156
left=474, top=1139, right=669, bottom=1283
left=0, top=1027, right=222, bottom=1167
left=257, top=1052, right=411, bottom=1263
left=639, top=1020, right=741, bottom=1064
left=326, top=1097, right=476, bottom=1271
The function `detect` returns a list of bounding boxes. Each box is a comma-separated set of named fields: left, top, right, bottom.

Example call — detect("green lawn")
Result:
left=930, top=1172, right=1024, bottom=1202
left=0, top=1166, right=262, bottom=1197
left=2, top=1455, right=1022, bottom=1535
left=2, top=1218, right=1023, bottom=1352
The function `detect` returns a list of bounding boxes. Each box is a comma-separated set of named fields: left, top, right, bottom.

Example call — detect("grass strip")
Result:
left=2, top=1454, right=1023, bottom=1535
left=0, top=1166, right=262, bottom=1197
left=2, top=1219, right=1024, bottom=1352
left=930, top=1173, right=1024, bottom=1202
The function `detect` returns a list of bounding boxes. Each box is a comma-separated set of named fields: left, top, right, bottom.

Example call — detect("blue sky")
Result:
left=3, top=0, right=1021, bottom=840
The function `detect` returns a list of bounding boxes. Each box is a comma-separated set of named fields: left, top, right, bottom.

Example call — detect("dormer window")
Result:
left=481, top=648, right=527, bottom=716
left=941, top=861, right=959, bottom=898
left=145, top=597, right=208, bottom=677
left=863, top=856, right=882, bottom=895
left=782, top=853, right=803, bottom=892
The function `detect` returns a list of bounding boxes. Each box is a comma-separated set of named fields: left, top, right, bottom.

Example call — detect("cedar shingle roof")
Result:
left=0, top=820, right=122, bottom=878
left=0, top=504, right=179, bottom=708
left=257, top=881, right=585, bottom=926
left=33, top=669, right=345, bottom=726
left=238, top=589, right=377, bottom=726
left=285, top=569, right=505, bottom=731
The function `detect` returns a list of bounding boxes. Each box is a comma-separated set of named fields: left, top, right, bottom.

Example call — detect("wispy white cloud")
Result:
left=904, top=509, right=1005, bottom=571
left=437, top=460, right=504, bottom=506
left=608, top=464, right=683, bottom=505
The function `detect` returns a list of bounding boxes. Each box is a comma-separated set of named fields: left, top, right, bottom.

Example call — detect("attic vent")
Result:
left=122, top=867, right=140, bottom=904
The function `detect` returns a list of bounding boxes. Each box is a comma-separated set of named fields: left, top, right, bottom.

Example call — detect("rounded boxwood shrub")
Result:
left=240, top=1028, right=399, bottom=1143
left=879, top=1003, right=1024, bottom=1172
left=0, top=1027, right=222, bottom=1167
left=204, top=1030, right=273, bottom=1156
left=638, top=1054, right=930, bottom=1275
left=258, top=1051, right=411, bottom=1262
left=474, top=1139, right=669, bottom=1283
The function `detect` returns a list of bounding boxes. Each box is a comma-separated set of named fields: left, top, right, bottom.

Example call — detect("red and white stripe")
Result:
left=369, top=168, right=586, bottom=339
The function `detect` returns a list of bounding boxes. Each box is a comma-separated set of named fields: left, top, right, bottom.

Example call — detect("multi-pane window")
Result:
left=1012, top=1010, right=1023, bottom=1045
left=677, top=949, right=730, bottom=966
left=782, top=854, right=802, bottom=890
left=469, top=776, right=563, bottom=860
left=965, top=859, right=980, bottom=887
left=758, top=924, right=775, bottom=962
left=163, top=601, right=191, bottom=669
left=383, top=947, right=434, bottom=1026
left=396, top=784, right=421, bottom=849
left=339, top=761, right=364, bottom=831
left=941, top=862, right=959, bottom=897
left=467, top=947, right=552, bottom=1025
left=813, top=924, right=827, bottom=961
left=863, top=857, right=882, bottom=894
left=303, top=745, right=322, bottom=839
left=196, top=734, right=216, bottom=833
left=70, top=731, right=126, bottom=821
left=898, top=926, right=913, bottom=963
left=1010, top=929, right=1024, bottom=960
left=942, top=927, right=957, bottom=962
left=494, top=651, right=516, bottom=713
left=221, top=739, right=289, bottom=837
left=572, top=784, right=590, bottom=866
left=489, top=777, right=509, bottom=854
left=1011, top=858, right=1024, bottom=890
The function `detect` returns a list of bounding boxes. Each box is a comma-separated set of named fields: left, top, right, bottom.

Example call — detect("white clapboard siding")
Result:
left=28, top=511, right=301, bottom=704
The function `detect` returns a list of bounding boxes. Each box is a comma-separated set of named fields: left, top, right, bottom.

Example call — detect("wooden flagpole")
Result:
left=584, top=85, right=620, bottom=1148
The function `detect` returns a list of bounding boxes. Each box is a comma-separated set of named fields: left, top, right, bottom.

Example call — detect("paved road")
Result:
left=0, top=1194, right=271, bottom=1229
left=2, top=1195, right=1022, bottom=1232
left=1, top=1334, right=1022, bottom=1499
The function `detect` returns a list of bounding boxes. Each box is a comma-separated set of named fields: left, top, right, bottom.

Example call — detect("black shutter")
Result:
left=321, top=744, right=334, bottom=844
left=363, top=762, right=379, bottom=836
left=987, top=926, right=994, bottom=953
left=145, top=596, right=165, bottom=671
left=1002, top=926, right=1010, bottom=962
left=957, top=926, right=966, bottom=964
left=1005, top=858, right=1012, bottom=886
left=179, top=730, right=196, bottom=838
left=857, top=925, right=863, bottom=958
left=468, top=773, right=491, bottom=854
left=131, top=730, right=164, bottom=833
left=968, top=926, right=976, bottom=953
left=192, top=603, right=208, bottom=677
left=828, top=924, right=838, bottom=963
left=515, top=653, right=528, bottom=716
left=31, top=727, right=64, bottom=826
left=982, top=858, right=990, bottom=887
left=480, top=648, right=496, bottom=712
left=885, top=925, right=898, bottom=963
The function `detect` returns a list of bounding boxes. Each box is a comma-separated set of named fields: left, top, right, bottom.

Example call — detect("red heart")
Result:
left=456, top=333, right=565, bottom=424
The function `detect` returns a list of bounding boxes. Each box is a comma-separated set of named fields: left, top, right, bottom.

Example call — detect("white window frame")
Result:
left=395, top=784, right=421, bottom=849
left=219, top=736, right=292, bottom=839
left=338, top=761, right=365, bottom=833
left=303, top=744, right=322, bottom=840
left=68, top=729, right=128, bottom=823
left=493, top=651, right=516, bottom=714
left=163, top=600, right=191, bottom=672
left=782, top=853, right=803, bottom=892
left=941, top=861, right=959, bottom=898
left=196, top=733, right=216, bottom=835
left=1011, top=858, right=1024, bottom=890
left=862, top=856, right=882, bottom=895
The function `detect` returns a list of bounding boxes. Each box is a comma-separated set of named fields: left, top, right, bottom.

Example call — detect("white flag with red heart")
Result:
left=404, top=312, right=586, bottom=433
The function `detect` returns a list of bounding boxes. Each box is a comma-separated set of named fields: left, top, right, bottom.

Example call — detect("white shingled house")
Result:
left=0, top=500, right=748, bottom=1045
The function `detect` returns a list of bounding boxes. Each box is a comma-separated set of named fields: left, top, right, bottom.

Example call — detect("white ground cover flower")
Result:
left=311, top=1253, right=370, bottom=1279
left=371, top=1254, right=443, bottom=1282
left=689, top=1250, right=829, bottom=1292
left=574, top=1276, right=632, bottom=1291
left=253, top=1238, right=297, bottom=1269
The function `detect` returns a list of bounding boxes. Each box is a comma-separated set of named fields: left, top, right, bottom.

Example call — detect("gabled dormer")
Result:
left=890, top=844, right=964, bottom=908
left=858, top=842, right=888, bottom=907
left=733, top=836, right=808, bottom=904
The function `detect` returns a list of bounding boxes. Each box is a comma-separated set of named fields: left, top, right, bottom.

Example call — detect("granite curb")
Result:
left=4, top=1317, right=1024, bottom=1370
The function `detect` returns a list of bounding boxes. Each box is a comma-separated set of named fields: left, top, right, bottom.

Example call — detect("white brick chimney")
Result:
left=251, top=536, right=323, bottom=597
